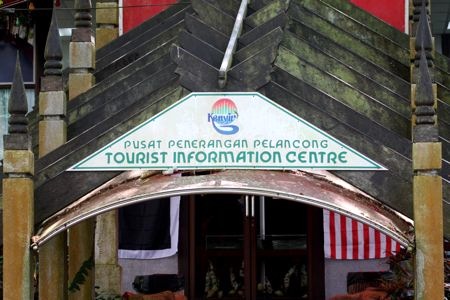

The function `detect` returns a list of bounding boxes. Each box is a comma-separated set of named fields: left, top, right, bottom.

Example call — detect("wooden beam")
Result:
left=235, top=27, right=283, bottom=62
left=69, top=61, right=177, bottom=137
left=171, top=45, right=219, bottom=86
left=319, top=0, right=409, bottom=44
left=192, top=0, right=235, bottom=35
left=180, top=30, right=224, bottom=68
left=96, top=22, right=184, bottom=80
left=281, top=31, right=410, bottom=117
left=185, top=13, right=229, bottom=51
left=229, top=44, right=278, bottom=85
left=297, top=0, right=408, bottom=64
left=288, top=2, right=410, bottom=80
left=96, top=2, right=191, bottom=60
left=271, top=68, right=412, bottom=157
left=287, top=19, right=410, bottom=98
left=245, top=0, right=289, bottom=28
left=275, top=46, right=410, bottom=138
left=240, top=12, right=287, bottom=46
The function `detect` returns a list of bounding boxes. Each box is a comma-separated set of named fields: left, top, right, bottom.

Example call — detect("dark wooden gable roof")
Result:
left=30, top=0, right=450, bottom=238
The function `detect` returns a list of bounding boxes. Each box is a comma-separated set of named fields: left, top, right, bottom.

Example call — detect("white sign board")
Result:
left=69, top=92, right=386, bottom=171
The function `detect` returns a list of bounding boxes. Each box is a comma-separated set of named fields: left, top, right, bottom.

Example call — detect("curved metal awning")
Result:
left=32, top=169, right=413, bottom=249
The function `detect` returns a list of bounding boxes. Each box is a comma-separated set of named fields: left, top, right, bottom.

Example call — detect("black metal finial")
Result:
left=8, top=54, right=28, bottom=134
left=412, top=0, right=429, bottom=23
left=44, top=11, right=63, bottom=76
left=414, top=51, right=435, bottom=125
left=412, top=0, right=438, bottom=142
left=74, top=0, right=92, bottom=28
left=415, top=0, right=433, bottom=67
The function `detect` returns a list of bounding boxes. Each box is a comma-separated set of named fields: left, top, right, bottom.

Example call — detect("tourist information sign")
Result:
left=69, top=92, right=386, bottom=171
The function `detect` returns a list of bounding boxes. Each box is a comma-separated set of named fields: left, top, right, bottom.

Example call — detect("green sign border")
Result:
left=70, top=92, right=386, bottom=171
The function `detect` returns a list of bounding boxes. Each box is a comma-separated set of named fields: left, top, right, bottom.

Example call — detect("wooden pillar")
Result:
left=68, top=0, right=96, bottom=298
left=96, top=0, right=119, bottom=49
left=410, top=1, right=444, bottom=299
left=94, top=2, right=122, bottom=296
left=2, top=55, right=34, bottom=300
left=95, top=211, right=122, bottom=296
left=68, top=219, right=96, bottom=300
left=68, top=0, right=95, bottom=100
left=38, top=12, right=68, bottom=300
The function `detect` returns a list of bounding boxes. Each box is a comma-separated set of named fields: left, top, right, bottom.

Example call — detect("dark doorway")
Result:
left=185, top=194, right=325, bottom=300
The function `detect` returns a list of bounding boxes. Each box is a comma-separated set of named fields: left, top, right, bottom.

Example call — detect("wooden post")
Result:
left=410, top=1, right=444, bottom=299
left=68, top=219, right=95, bottom=300
left=96, top=0, right=119, bottom=49
left=68, top=0, right=95, bottom=100
left=38, top=12, right=68, bottom=300
left=2, top=55, right=34, bottom=300
left=94, top=1, right=122, bottom=296
left=95, top=211, right=122, bottom=297
left=68, top=0, right=96, bottom=298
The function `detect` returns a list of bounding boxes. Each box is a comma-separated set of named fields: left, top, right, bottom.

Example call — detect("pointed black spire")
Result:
left=8, top=54, right=28, bottom=135
left=412, top=0, right=438, bottom=142
left=415, top=51, right=435, bottom=125
left=74, top=0, right=92, bottom=28
left=413, top=50, right=438, bottom=142
left=44, top=12, right=63, bottom=76
left=415, top=0, right=433, bottom=67
left=412, top=0, right=429, bottom=23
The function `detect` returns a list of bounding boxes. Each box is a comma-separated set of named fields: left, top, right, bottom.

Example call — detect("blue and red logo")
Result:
left=207, top=98, right=239, bottom=135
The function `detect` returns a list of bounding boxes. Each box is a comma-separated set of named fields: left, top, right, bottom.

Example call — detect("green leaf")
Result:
left=68, top=255, right=94, bottom=294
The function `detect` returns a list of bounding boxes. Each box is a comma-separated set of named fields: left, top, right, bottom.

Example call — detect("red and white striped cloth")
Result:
left=323, top=209, right=402, bottom=260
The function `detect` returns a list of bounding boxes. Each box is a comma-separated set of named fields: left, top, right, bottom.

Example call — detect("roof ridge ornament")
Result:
left=74, top=0, right=92, bottom=28
left=412, top=0, right=437, bottom=142
left=8, top=54, right=28, bottom=135
left=44, top=11, right=63, bottom=76
left=412, top=0, right=429, bottom=23
left=414, top=0, right=432, bottom=67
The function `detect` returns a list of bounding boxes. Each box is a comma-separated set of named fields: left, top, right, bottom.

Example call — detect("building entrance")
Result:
left=188, top=194, right=325, bottom=299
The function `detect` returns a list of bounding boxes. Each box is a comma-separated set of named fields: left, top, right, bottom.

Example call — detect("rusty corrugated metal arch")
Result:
left=31, top=169, right=414, bottom=249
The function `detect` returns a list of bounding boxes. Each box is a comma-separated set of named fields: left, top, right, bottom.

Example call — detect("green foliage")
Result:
left=68, top=255, right=94, bottom=294
left=94, top=287, right=121, bottom=300
left=68, top=256, right=122, bottom=299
